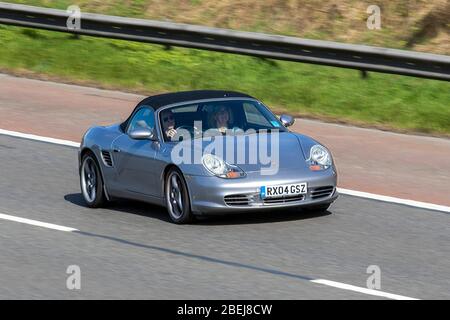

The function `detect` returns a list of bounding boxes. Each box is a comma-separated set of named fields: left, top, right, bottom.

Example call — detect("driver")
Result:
left=161, top=109, right=177, bottom=141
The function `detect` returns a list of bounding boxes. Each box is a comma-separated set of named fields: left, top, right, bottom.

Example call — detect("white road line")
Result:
left=338, top=188, right=450, bottom=213
left=1, top=128, right=449, bottom=213
left=311, top=279, right=419, bottom=300
left=0, top=129, right=80, bottom=147
left=0, top=213, right=79, bottom=232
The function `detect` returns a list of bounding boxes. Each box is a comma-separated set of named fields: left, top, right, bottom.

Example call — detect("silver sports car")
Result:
left=79, top=90, right=338, bottom=223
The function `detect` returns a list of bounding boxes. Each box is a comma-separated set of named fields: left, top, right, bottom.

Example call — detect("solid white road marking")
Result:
left=338, top=188, right=450, bottom=213
left=0, top=128, right=449, bottom=214
left=0, top=129, right=80, bottom=147
left=311, top=279, right=419, bottom=300
left=0, top=213, right=79, bottom=232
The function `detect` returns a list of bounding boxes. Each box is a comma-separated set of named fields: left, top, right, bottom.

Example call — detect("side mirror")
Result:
left=279, top=114, right=295, bottom=127
left=129, top=128, right=157, bottom=140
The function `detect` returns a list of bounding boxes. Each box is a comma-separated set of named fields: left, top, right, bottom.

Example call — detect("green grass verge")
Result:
left=0, top=25, right=449, bottom=135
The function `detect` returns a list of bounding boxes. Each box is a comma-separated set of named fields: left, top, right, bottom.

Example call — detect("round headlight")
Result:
left=309, top=145, right=332, bottom=168
left=202, top=154, right=245, bottom=178
left=202, top=154, right=227, bottom=176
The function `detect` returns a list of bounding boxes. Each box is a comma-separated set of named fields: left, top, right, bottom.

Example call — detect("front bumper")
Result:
left=185, top=168, right=338, bottom=215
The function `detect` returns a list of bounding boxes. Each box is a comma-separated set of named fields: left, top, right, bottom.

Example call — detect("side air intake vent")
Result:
left=101, top=150, right=113, bottom=167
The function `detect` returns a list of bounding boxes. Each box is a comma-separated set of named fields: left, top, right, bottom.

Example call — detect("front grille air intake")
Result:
left=263, top=194, right=305, bottom=204
left=224, top=194, right=250, bottom=206
left=310, top=186, right=334, bottom=199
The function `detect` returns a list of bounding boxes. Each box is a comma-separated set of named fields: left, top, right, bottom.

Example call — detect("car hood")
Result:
left=169, top=132, right=311, bottom=174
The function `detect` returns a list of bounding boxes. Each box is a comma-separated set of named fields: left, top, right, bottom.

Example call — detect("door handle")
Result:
left=113, top=148, right=121, bottom=153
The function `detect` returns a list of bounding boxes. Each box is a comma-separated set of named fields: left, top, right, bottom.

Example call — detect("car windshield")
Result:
left=159, top=99, right=287, bottom=142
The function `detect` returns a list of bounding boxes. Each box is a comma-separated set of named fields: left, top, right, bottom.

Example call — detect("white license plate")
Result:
left=260, top=183, right=307, bottom=199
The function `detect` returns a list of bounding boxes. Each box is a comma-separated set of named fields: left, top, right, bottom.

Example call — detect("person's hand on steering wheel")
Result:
left=166, top=128, right=177, bottom=139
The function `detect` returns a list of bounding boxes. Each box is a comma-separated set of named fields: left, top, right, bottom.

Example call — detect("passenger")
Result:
left=209, top=104, right=232, bottom=134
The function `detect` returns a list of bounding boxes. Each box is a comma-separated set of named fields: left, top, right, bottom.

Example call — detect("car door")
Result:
left=111, top=106, right=160, bottom=198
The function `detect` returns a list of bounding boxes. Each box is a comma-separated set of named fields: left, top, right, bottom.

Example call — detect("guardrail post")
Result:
left=360, top=70, right=368, bottom=79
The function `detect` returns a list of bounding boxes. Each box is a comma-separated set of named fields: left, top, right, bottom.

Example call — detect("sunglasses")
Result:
left=163, top=115, right=174, bottom=122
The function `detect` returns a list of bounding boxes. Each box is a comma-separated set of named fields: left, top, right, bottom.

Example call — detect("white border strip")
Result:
left=1, top=128, right=449, bottom=213
left=338, top=188, right=450, bottom=213
left=0, top=212, right=79, bottom=232
left=311, top=279, right=419, bottom=300
left=0, top=129, right=80, bottom=147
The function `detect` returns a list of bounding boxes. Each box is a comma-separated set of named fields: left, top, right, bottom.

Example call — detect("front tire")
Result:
left=165, top=168, right=193, bottom=224
left=80, top=153, right=106, bottom=208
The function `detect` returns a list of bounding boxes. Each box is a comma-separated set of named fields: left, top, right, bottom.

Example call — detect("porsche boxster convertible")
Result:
left=79, top=90, right=338, bottom=223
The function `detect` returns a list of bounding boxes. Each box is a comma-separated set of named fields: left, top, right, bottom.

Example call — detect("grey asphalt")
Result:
left=0, top=134, right=449, bottom=299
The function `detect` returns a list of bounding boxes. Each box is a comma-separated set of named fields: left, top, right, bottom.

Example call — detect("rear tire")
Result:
left=165, top=168, right=193, bottom=224
left=80, top=153, right=106, bottom=208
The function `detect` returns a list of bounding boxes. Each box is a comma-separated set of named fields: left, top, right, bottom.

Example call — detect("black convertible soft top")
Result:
left=121, top=90, right=255, bottom=131
left=138, top=90, right=254, bottom=109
